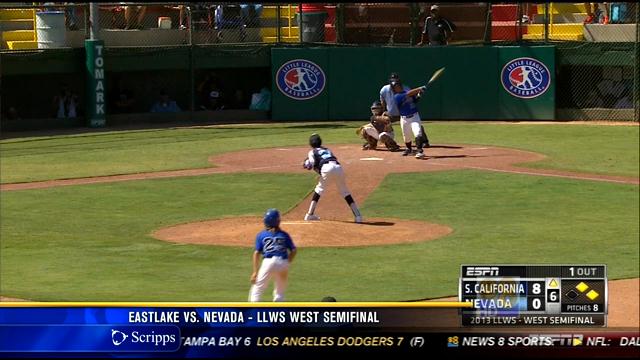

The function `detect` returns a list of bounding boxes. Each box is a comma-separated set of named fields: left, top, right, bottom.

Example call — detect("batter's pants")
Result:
left=400, top=112, right=423, bottom=144
left=315, top=162, right=351, bottom=198
left=248, top=257, right=290, bottom=302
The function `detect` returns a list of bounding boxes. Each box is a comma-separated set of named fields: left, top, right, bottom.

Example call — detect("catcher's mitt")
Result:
left=370, top=114, right=393, bottom=134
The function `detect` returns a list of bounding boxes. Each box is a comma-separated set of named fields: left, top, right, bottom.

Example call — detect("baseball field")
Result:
left=1, top=121, right=638, bottom=326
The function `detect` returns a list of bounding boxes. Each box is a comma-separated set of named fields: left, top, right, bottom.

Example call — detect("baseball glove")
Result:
left=370, top=114, right=394, bottom=134
left=303, top=159, right=313, bottom=170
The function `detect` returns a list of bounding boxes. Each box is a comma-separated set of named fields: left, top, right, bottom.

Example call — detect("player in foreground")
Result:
left=392, top=79, right=429, bottom=159
left=356, top=100, right=401, bottom=152
left=249, top=209, right=297, bottom=302
left=303, top=133, right=363, bottom=223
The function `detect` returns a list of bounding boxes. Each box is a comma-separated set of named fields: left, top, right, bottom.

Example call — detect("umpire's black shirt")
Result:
left=423, top=16, right=456, bottom=45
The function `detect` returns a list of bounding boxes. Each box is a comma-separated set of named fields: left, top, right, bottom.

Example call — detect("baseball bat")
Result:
left=422, top=67, right=446, bottom=91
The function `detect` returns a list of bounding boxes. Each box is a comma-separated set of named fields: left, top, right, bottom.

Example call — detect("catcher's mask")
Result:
left=370, top=100, right=384, bottom=116
left=309, top=133, right=322, bottom=148
left=263, top=208, right=281, bottom=228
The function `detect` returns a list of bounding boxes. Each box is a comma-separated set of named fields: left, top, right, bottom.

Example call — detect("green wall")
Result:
left=0, top=45, right=272, bottom=76
left=271, top=46, right=556, bottom=121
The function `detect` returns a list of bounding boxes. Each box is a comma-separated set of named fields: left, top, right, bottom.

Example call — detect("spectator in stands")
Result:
left=125, top=5, right=146, bottom=29
left=176, top=4, right=188, bottom=30
left=609, top=2, right=635, bottom=24
left=53, top=84, right=79, bottom=119
left=584, top=3, right=609, bottom=24
left=110, top=78, right=136, bottom=114
left=64, top=2, right=79, bottom=30
left=150, top=89, right=181, bottom=113
left=240, top=3, right=263, bottom=27
left=416, top=4, right=456, bottom=46
left=198, top=72, right=225, bottom=110
left=181, top=3, right=215, bottom=30
left=599, top=3, right=610, bottom=24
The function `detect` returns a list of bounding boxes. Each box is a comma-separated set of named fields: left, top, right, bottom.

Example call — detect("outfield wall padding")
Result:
left=271, top=46, right=556, bottom=121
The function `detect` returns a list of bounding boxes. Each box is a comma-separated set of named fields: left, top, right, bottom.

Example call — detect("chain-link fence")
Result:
left=1, top=3, right=637, bottom=47
left=1, top=2, right=639, bottom=123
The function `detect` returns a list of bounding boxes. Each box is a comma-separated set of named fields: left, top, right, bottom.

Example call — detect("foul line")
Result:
left=462, top=165, right=638, bottom=185
left=426, top=161, right=638, bottom=185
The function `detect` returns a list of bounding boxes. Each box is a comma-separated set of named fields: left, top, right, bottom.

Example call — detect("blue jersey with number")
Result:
left=394, top=91, right=419, bottom=116
left=255, top=229, right=296, bottom=259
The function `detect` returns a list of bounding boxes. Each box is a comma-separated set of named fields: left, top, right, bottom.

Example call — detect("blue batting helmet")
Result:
left=263, top=208, right=281, bottom=228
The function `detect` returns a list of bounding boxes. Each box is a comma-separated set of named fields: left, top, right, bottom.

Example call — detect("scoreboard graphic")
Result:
left=459, top=265, right=607, bottom=326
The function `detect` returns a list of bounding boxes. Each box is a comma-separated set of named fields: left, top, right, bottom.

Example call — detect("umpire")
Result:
left=417, top=4, right=456, bottom=46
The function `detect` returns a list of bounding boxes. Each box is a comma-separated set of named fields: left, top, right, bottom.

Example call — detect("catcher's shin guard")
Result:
left=380, top=133, right=400, bottom=152
left=362, top=133, right=378, bottom=150
left=415, top=132, right=425, bottom=151
left=420, top=125, right=430, bottom=147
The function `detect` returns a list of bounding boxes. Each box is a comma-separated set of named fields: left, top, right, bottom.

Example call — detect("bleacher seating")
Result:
left=260, top=4, right=299, bottom=43
left=523, top=3, right=586, bottom=41
left=1, top=8, right=37, bottom=49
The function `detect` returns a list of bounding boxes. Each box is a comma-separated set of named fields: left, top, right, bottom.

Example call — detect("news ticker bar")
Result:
left=0, top=305, right=637, bottom=357
left=0, top=327, right=638, bottom=357
left=0, top=302, right=472, bottom=308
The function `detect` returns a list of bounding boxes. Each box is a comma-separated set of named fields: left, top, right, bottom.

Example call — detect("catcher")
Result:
left=356, top=101, right=401, bottom=152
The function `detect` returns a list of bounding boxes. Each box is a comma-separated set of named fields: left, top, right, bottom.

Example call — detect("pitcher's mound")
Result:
left=153, top=217, right=452, bottom=247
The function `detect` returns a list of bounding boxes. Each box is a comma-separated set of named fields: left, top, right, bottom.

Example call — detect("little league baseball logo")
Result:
left=276, top=59, right=326, bottom=100
left=501, top=57, right=551, bottom=99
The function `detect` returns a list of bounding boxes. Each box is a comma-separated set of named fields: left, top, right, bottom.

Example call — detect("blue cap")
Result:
left=263, top=208, right=281, bottom=228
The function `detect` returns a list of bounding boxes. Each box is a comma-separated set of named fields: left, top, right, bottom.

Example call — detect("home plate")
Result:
left=360, top=157, right=384, bottom=161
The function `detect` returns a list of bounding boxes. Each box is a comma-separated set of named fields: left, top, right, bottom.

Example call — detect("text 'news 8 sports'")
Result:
left=459, top=264, right=608, bottom=326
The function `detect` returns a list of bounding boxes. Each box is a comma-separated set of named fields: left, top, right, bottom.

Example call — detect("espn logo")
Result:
left=465, top=267, right=499, bottom=276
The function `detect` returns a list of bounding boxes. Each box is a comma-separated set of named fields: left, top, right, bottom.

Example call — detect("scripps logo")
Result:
left=111, top=329, right=128, bottom=346
left=276, top=59, right=326, bottom=100
left=501, top=57, right=550, bottom=99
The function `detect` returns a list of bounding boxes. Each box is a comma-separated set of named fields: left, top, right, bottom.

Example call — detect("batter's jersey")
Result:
left=394, top=91, right=419, bottom=116
left=255, top=229, right=296, bottom=259
left=307, top=147, right=339, bottom=174
left=380, top=84, right=410, bottom=116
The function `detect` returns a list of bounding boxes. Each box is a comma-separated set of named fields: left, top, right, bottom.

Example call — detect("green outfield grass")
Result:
left=1, top=170, right=637, bottom=301
left=1, top=122, right=638, bottom=183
